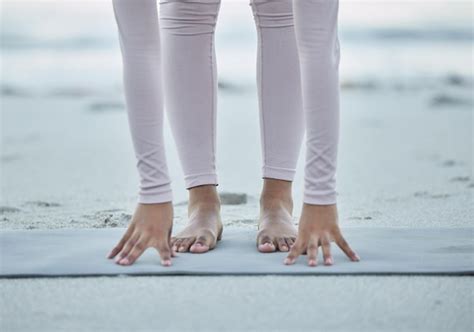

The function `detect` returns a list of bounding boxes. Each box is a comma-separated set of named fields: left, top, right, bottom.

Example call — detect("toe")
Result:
left=190, top=234, right=212, bottom=253
left=172, top=239, right=183, bottom=252
left=190, top=242, right=210, bottom=253
left=257, top=234, right=276, bottom=253
left=170, top=237, right=177, bottom=247
left=258, top=243, right=276, bottom=252
left=286, top=237, right=295, bottom=248
left=179, top=238, right=195, bottom=252
left=277, top=238, right=288, bottom=252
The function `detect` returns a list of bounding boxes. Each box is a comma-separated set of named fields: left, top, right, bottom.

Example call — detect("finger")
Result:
left=171, top=248, right=177, bottom=257
left=115, top=231, right=139, bottom=263
left=107, top=224, right=135, bottom=259
left=335, top=234, right=360, bottom=262
left=307, top=237, right=319, bottom=267
left=156, top=242, right=172, bottom=267
left=321, top=237, right=333, bottom=266
left=284, top=240, right=304, bottom=265
left=119, top=236, right=149, bottom=265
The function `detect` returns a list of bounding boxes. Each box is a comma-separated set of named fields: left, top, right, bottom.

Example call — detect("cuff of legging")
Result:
left=185, top=173, right=218, bottom=189
left=303, top=191, right=337, bottom=205
left=138, top=185, right=173, bottom=204
left=262, top=165, right=295, bottom=182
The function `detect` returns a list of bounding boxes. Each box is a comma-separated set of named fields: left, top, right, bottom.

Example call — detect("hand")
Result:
left=107, top=202, right=174, bottom=266
left=284, top=204, right=360, bottom=266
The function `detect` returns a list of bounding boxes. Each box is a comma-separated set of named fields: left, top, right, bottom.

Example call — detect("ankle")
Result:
left=260, top=179, right=293, bottom=211
left=188, top=185, right=220, bottom=210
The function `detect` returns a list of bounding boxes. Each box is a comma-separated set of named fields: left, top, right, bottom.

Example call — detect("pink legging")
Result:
left=112, top=0, right=340, bottom=205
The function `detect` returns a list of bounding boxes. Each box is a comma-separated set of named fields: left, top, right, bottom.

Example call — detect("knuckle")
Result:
left=159, top=245, right=170, bottom=254
left=338, top=237, right=348, bottom=247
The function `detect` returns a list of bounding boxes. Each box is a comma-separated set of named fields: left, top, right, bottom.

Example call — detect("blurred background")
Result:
left=1, top=0, right=472, bottom=230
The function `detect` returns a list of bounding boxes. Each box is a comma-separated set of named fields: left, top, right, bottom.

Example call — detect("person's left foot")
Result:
left=171, top=185, right=223, bottom=254
left=257, top=179, right=297, bottom=253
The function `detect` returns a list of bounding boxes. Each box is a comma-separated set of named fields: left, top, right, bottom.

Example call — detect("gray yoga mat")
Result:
left=1, top=227, right=473, bottom=277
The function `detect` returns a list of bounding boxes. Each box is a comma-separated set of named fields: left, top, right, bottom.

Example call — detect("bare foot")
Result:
left=257, top=179, right=297, bottom=253
left=107, top=202, right=174, bottom=266
left=284, top=203, right=360, bottom=266
left=171, top=185, right=223, bottom=254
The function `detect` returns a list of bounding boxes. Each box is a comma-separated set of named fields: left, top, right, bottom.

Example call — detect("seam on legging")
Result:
left=209, top=1, right=220, bottom=177
left=253, top=2, right=266, bottom=168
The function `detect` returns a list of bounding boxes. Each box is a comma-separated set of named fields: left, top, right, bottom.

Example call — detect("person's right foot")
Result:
left=171, top=185, right=223, bottom=254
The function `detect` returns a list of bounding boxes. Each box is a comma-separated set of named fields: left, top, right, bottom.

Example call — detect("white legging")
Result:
left=112, top=0, right=340, bottom=205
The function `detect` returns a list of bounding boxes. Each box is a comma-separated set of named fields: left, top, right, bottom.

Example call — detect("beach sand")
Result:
left=1, top=85, right=473, bottom=331
left=1, top=1, right=473, bottom=330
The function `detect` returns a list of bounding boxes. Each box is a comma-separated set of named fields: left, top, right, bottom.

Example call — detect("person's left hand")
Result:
left=284, top=203, right=360, bottom=266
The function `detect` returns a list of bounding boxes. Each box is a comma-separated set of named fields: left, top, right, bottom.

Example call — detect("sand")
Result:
left=1, top=86, right=473, bottom=331
left=1, top=1, right=473, bottom=329
left=1, top=276, right=472, bottom=331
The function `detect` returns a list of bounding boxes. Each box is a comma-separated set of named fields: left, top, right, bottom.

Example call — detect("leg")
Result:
left=295, top=0, right=340, bottom=205
left=114, top=0, right=172, bottom=204
left=250, top=0, right=304, bottom=252
left=109, top=0, right=173, bottom=266
left=285, top=0, right=359, bottom=266
left=160, top=0, right=222, bottom=253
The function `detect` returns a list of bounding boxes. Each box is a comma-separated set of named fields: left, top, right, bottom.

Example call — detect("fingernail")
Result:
left=325, top=258, right=333, bottom=265
left=354, top=254, right=360, bottom=261
left=284, top=258, right=291, bottom=265
left=120, top=258, right=129, bottom=265
left=308, top=259, right=317, bottom=267
left=281, top=246, right=288, bottom=251
left=162, top=260, right=171, bottom=267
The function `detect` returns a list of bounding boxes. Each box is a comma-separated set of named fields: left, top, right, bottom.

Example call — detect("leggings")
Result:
left=112, top=0, right=340, bottom=205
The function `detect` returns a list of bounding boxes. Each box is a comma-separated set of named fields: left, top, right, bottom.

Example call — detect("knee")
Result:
left=160, top=0, right=221, bottom=35
left=250, top=0, right=294, bottom=28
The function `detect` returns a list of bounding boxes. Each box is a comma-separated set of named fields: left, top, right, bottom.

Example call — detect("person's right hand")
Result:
left=107, top=202, right=174, bottom=266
